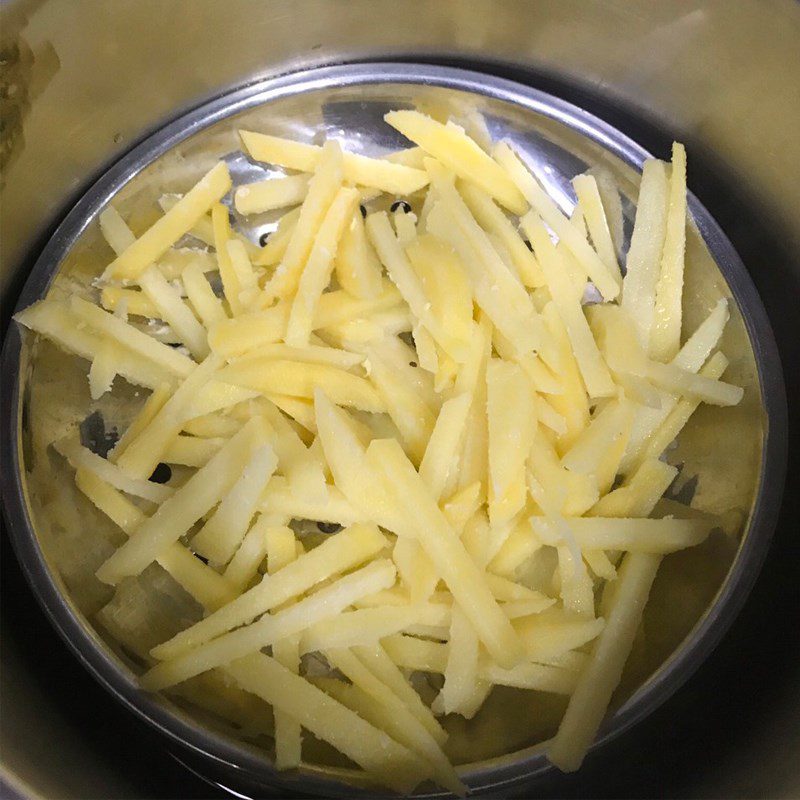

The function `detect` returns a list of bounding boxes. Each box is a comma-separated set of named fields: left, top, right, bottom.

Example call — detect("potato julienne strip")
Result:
left=353, top=643, right=449, bottom=746
left=385, top=110, right=526, bottom=214
left=239, top=130, right=429, bottom=195
left=151, top=523, right=388, bottom=660
left=222, top=516, right=274, bottom=591
left=589, top=458, right=677, bottom=518
left=225, top=653, right=425, bottom=794
left=644, top=359, right=743, bottom=406
left=486, top=358, right=536, bottom=525
left=138, top=266, right=209, bottom=360
left=425, top=161, right=543, bottom=354
left=522, top=214, right=615, bottom=398
left=99, top=206, right=136, bottom=255
left=259, top=141, right=344, bottom=304
left=232, top=342, right=363, bottom=369
left=191, top=443, right=278, bottom=565
left=366, top=438, right=526, bottom=669
left=514, top=612, right=606, bottom=663
left=58, top=440, right=172, bottom=504
left=285, top=186, right=360, bottom=347
left=260, top=475, right=364, bottom=526
left=69, top=295, right=194, bottom=379
left=494, top=142, right=620, bottom=301
left=75, top=469, right=236, bottom=611
left=234, top=174, right=310, bottom=216
left=103, top=162, right=231, bottom=280
left=438, top=605, right=480, bottom=715
left=365, top=211, right=468, bottom=362
left=264, top=525, right=302, bottom=771
left=115, top=355, right=223, bottom=479
left=531, top=516, right=712, bottom=553
left=298, top=606, right=436, bottom=654
left=459, top=180, right=545, bottom=287
left=96, top=417, right=268, bottom=585
left=141, top=559, right=396, bottom=690
left=650, top=143, right=688, bottom=362
left=641, top=351, right=729, bottom=464
left=109, top=384, right=171, bottom=462
left=549, top=552, right=661, bottom=771
left=419, top=393, right=472, bottom=503
left=218, top=358, right=384, bottom=412
left=181, top=262, right=227, bottom=329
left=325, top=648, right=463, bottom=795
left=334, top=210, right=384, bottom=300
left=571, top=174, right=621, bottom=283
left=620, top=159, right=669, bottom=348
left=254, top=207, right=300, bottom=266
left=100, top=286, right=160, bottom=318
left=226, top=239, right=259, bottom=307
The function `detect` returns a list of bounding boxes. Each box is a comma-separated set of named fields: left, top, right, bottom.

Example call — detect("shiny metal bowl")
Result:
left=0, top=64, right=787, bottom=797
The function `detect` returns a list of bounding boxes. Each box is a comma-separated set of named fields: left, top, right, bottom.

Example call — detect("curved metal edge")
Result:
left=0, top=62, right=788, bottom=799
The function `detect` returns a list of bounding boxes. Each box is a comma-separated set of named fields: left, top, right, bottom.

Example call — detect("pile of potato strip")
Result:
left=16, top=108, right=744, bottom=795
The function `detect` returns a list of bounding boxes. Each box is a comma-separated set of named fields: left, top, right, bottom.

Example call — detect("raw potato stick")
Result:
left=104, top=162, right=231, bottom=280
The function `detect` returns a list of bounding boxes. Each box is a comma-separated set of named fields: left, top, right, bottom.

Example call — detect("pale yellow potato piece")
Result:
left=266, top=393, right=317, bottom=434
left=672, top=298, right=729, bottom=371
left=88, top=339, right=117, bottom=400
left=239, top=130, right=429, bottom=195
left=561, top=398, right=634, bottom=494
left=260, top=475, right=364, bottom=527
left=419, top=393, right=472, bottom=503
left=334, top=210, right=384, bottom=299
left=540, top=303, right=590, bottom=449
left=138, top=265, right=209, bottom=359
left=103, top=162, right=231, bottom=280
left=532, top=515, right=712, bottom=553
left=299, top=606, right=432, bottom=653
left=589, top=458, right=677, bottom=518
left=583, top=549, right=618, bottom=581
left=366, top=438, right=525, bottom=669
left=115, top=355, right=223, bottom=479
left=260, top=141, right=344, bottom=304
left=459, top=180, right=544, bottom=287
left=425, top=163, right=544, bottom=354
left=492, top=326, right=562, bottom=395
left=443, top=480, right=482, bottom=534
left=226, top=239, right=260, bottom=308
left=385, top=146, right=427, bottom=169
left=152, top=524, right=388, bottom=659
left=412, top=323, right=439, bottom=374
left=109, top=383, right=171, bottom=462
left=514, top=611, right=606, bottom=663
left=438, top=605, right=481, bottom=716
left=406, top=233, right=474, bottom=356
left=157, top=247, right=219, bottom=279
left=571, top=174, right=621, bottom=284
left=191, top=443, right=278, bottom=565
left=211, top=202, right=244, bottom=315
left=644, top=359, right=743, bottom=406
left=549, top=552, right=661, bottom=771
left=494, top=143, right=620, bottom=300
left=641, top=351, right=729, bottom=463
left=392, top=537, right=439, bottom=604
left=486, top=358, right=536, bottom=525
left=99, top=205, right=136, bottom=255
left=556, top=543, right=596, bottom=617
left=100, top=286, right=160, bottom=318
left=620, top=159, right=670, bottom=348
left=385, top=110, right=526, bottom=213
left=142, top=559, right=396, bottom=690
left=285, top=186, right=360, bottom=347
left=365, top=211, right=467, bottom=362
left=234, top=174, right=310, bottom=216
left=222, top=516, right=274, bottom=592
left=522, top=215, right=615, bottom=398
left=254, top=206, right=300, bottom=266
left=325, top=648, right=463, bottom=794
left=650, top=143, right=688, bottom=361
left=182, top=263, right=227, bottom=329
left=96, top=416, right=268, bottom=585
left=75, top=469, right=236, bottom=612
left=162, top=434, right=224, bottom=467
left=218, top=358, right=384, bottom=412
left=393, top=208, right=418, bottom=247
left=486, top=519, right=543, bottom=577
left=69, top=295, right=194, bottom=379
left=181, top=412, right=239, bottom=439
left=225, top=653, right=425, bottom=793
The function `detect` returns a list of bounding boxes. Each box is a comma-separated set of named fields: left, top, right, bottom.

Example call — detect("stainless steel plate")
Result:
left=0, top=63, right=787, bottom=797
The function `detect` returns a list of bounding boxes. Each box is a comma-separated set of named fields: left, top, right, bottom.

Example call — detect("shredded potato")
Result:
left=15, top=107, right=745, bottom=794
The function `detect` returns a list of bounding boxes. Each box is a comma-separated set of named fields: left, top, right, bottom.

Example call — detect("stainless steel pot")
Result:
left=2, top=2, right=798, bottom=798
